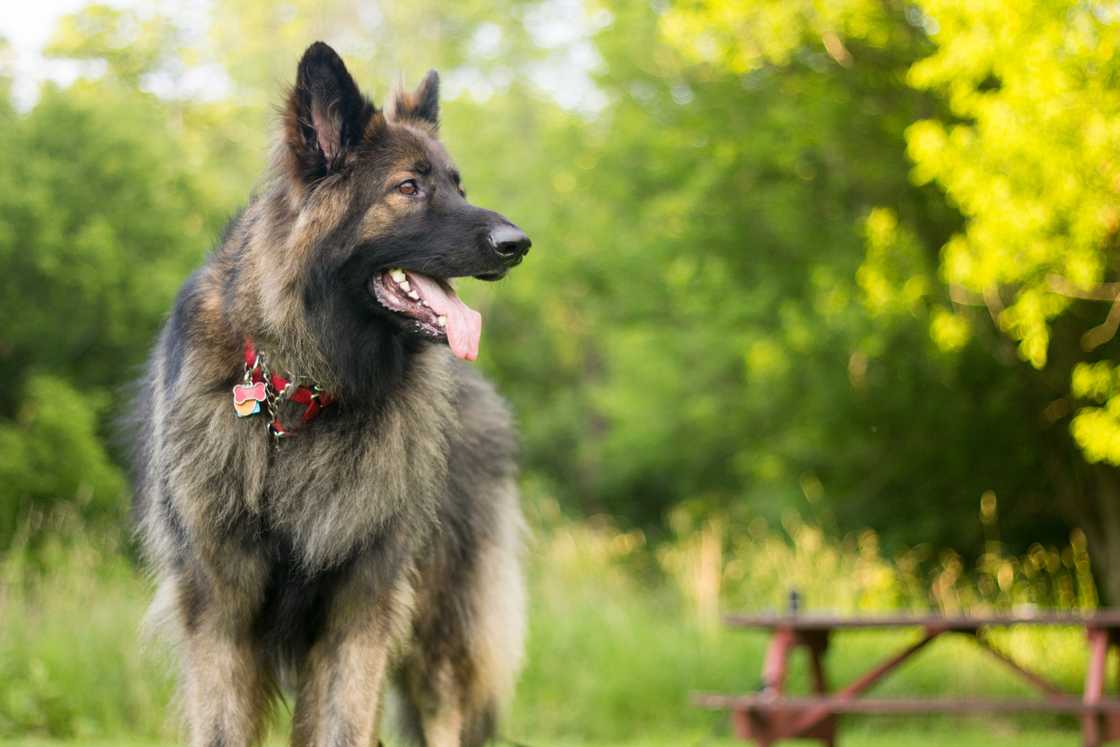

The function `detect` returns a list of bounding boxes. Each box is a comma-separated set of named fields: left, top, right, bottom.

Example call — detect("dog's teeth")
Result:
left=399, top=280, right=411, bottom=292
left=437, top=315, right=447, bottom=327
left=408, top=290, right=420, bottom=300
left=389, top=269, right=405, bottom=282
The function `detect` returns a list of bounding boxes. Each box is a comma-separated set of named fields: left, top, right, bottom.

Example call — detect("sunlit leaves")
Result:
left=909, top=0, right=1120, bottom=355
left=908, top=0, right=1120, bottom=460
left=744, top=338, right=790, bottom=381
left=4, top=0, right=1104, bottom=566
left=929, top=307, right=971, bottom=352
left=45, top=4, right=177, bottom=86
left=857, top=207, right=930, bottom=318
left=1071, top=362, right=1120, bottom=463
left=660, top=0, right=892, bottom=73
left=1072, top=405, right=1120, bottom=465
left=616, top=0, right=1088, bottom=558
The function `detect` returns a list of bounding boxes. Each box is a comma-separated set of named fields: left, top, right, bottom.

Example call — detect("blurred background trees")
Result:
left=1, top=0, right=1118, bottom=600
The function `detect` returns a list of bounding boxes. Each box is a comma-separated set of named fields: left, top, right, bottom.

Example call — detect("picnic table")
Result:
left=692, top=608, right=1120, bottom=747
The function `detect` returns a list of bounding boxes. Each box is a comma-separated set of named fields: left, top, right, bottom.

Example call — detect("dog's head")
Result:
left=274, top=42, right=529, bottom=387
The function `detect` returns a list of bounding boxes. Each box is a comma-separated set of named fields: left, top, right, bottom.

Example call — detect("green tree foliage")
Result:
left=2, top=0, right=1117, bottom=601
left=0, top=376, right=124, bottom=545
left=0, top=9, right=221, bottom=546
left=904, top=0, right=1120, bottom=446
left=901, top=0, right=1120, bottom=598
left=651, top=0, right=1120, bottom=596
left=542, top=0, right=1055, bottom=557
left=44, top=4, right=177, bottom=86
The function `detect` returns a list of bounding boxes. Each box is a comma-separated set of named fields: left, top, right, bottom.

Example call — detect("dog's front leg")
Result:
left=291, top=624, right=391, bottom=747
left=184, top=626, right=269, bottom=747
left=178, top=551, right=271, bottom=747
left=290, top=552, right=415, bottom=747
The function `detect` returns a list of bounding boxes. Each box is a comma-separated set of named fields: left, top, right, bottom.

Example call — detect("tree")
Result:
left=903, top=0, right=1120, bottom=600
left=0, top=9, right=221, bottom=546
left=538, top=0, right=1080, bottom=574
left=652, top=0, right=1120, bottom=598
left=0, top=0, right=572, bottom=547
left=4, top=0, right=1107, bottom=603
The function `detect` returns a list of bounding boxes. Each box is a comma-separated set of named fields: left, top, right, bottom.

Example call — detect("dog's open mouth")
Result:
left=371, top=269, right=482, bottom=361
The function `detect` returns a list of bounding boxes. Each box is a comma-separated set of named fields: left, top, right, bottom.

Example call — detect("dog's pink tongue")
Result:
left=407, top=272, right=482, bottom=361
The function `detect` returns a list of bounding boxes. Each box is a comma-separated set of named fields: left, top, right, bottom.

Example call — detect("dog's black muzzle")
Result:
left=489, top=223, right=531, bottom=264
left=473, top=219, right=530, bottom=281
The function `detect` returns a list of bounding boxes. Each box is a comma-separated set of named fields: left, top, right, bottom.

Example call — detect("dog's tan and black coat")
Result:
left=131, top=42, right=530, bottom=747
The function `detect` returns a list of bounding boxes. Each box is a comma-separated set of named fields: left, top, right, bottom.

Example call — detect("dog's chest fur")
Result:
left=256, top=345, right=459, bottom=570
left=152, top=334, right=463, bottom=578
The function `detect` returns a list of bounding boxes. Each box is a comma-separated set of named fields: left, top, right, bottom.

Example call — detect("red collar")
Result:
left=233, top=339, right=335, bottom=438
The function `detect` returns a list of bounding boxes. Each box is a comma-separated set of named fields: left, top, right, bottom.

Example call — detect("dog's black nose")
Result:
left=489, top=224, right=531, bottom=261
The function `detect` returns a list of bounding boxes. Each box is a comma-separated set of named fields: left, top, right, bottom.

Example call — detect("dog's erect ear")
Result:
left=392, top=70, right=440, bottom=128
left=285, top=41, right=376, bottom=182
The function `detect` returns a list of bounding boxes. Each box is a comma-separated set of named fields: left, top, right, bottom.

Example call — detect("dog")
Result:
left=130, top=41, right=530, bottom=747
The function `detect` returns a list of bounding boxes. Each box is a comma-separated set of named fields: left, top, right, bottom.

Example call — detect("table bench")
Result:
left=691, top=611, right=1120, bottom=746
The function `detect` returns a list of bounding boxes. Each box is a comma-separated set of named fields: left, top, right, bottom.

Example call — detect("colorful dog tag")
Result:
left=234, top=398, right=261, bottom=417
left=233, top=381, right=267, bottom=417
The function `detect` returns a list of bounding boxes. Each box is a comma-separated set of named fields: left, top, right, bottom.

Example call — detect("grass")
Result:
left=0, top=510, right=1103, bottom=746
left=0, top=724, right=1091, bottom=746
left=522, top=730, right=1086, bottom=747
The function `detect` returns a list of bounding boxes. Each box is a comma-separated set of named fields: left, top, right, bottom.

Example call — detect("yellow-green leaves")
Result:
left=908, top=0, right=1120, bottom=457
left=660, top=0, right=891, bottom=73
left=909, top=1, right=1120, bottom=326
left=930, top=307, right=971, bottom=352
left=45, top=5, right=176, bottom=86
left=858, top=207, right=930, bottom=318
left=1072, top=362, right=1120, bottom=463
left=1073, top=361, right=1119, bottom=403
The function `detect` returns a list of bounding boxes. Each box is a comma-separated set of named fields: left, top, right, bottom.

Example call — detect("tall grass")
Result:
left=0, top=530, right=174, bottom=739
left=509, top=503, right=1096, bottom=744
left=0, top=501, right=1101, bottom=743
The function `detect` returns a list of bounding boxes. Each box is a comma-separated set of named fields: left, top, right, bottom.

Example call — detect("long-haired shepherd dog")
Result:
left=130, top=42, right=531, bottom=747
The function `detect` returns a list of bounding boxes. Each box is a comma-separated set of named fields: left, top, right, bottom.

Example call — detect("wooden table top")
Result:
left=723, top=610, right=1120, bottom=630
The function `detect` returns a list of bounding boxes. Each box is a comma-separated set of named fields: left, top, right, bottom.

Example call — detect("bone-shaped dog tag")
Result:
left=234, top=398, right=261, bottom=417
left=233, top=381, right=267, bottom=417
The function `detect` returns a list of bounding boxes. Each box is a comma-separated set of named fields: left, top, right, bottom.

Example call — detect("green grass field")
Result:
left=0, top=724, right=1092, bottom=747
left=0, top=522, right=1102, bottom=747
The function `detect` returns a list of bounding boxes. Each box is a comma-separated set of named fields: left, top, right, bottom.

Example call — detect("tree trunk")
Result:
left=1081, top=464, right=1120, bottom=607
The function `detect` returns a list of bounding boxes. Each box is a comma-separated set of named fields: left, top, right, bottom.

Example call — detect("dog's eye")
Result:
left=398, top=180, right=419, bottom=196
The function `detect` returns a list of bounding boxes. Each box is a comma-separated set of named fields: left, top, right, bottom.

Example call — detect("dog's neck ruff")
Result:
left=233, top=339, right=336, bottom=440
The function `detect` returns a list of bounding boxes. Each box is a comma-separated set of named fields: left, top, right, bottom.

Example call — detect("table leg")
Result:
left=805, top=631, right=836, bottom=747
left=790, top=626, right=944, bottom=738
left=1105, top=629, right=1120, bottom=746
left=806, top=631, right=830, bottom=694
left=763, top=627, right=796, bottom=694
left=739, top=627, right=796, bottom=747
left=760, top=629, right=837, bottom=747
left=1084, top=627, right=1109, bottom=747
left=732, top=708, right=772, bottom=746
